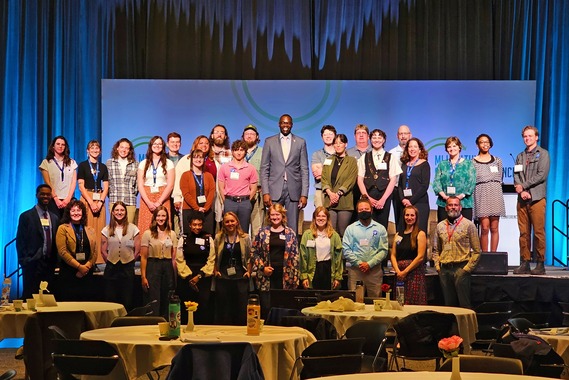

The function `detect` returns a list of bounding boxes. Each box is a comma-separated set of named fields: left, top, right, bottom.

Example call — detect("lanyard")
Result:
left=72, top=224, right=84, bottom=252
left=446, top=216, right=463, bottom=242
left=225, top=234, right=237, bottom=260
left=405, top=159, right=418, bottom=188
left=192, top=172, right=204, bottom=196
left=90, top=161, right=99, bottom=191
left=54, top=159, right=65, bottom=182
left=245, top=145, right=258, bottom=162
left=151, top=160, right=158, bottom=186
left=449, top=157, right=460, bottom=186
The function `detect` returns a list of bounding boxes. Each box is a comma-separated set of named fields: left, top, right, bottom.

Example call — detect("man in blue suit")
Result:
left=261, top=114, right=309, bottom=234
left=16, top=184, right=60, bottom=299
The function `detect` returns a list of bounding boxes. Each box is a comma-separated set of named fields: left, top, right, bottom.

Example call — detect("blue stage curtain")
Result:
left=1, top=0, right=568, bottom=290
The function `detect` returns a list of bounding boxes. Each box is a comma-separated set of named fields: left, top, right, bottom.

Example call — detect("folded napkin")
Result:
left=313, top=297, right=365, bottom=312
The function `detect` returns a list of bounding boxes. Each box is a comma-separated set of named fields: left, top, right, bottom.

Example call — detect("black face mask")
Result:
left=358, top=211, right=372, bottom=221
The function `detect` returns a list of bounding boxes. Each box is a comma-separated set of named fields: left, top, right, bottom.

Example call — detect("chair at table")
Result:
left=51, top=339, right=120, bottom=379
left=493, top=340, right=565, bottom=378
left=23, top=311, right=94, bottom=380
left=289, top=338, right=365, bottom=380
left=507, top=317, right=536, bottom=334
left=0, top=370, right=16, bottom=380
left=472, top=311, right=512, bottom=352
left=389, top=310, right=459, bottom=371
left=343, top=320, right=389, bottom=372
left=110, top=315, right=166, bottom=327
left=127, top=299, right=158, bottom=316
left=438, top=355, right=523, bottom=374
left=559, top=302, right=569, bottom=326
left=265, top=307, right=302, bottom=326
left=280, top=315, right=338, bottom=340
left=167, top=342, right=264, bottom=380
left=510, top=311, right=550, bottom=329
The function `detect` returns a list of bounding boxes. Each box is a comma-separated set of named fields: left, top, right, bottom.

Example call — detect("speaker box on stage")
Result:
left=472, top=251, right=509, bottom=275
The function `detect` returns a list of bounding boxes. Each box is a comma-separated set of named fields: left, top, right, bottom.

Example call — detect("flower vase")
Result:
left=450, top=356, right=461, bottom=380
left=383, top=292, right=393, bottom=310
left=185, top=311, right=195, bottom=332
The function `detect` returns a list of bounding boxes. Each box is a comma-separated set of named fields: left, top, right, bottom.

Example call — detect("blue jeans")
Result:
left=439, top=262, right=471, bottom=308
left=224, top=197, right=253, bottom=232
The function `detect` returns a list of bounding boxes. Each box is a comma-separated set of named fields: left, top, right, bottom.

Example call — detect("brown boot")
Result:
left=513, top=261, right=531, bottom=274
left=530, top=262, right=546, bottom=275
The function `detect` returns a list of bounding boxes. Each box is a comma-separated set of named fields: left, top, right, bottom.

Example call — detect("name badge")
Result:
left=403, top=188, right=413, bottom=197
left=76, top=252, right=86, bottom=261
left=395, top=235, right=403, bottom=244
left=279, top=234, right=286, bottom=240
left=378, top=162, right=387, bottom=170
left=323, top=159, right=333, bottom=166
left=446, top=186, right=456, bottom=195
left=490, top=166, right=499, bottom=173
left=197, top=195, right=207, bottom=203
left=230, top=172, right=240, bottom=180
left=195, top=238, right=205, bottom=245
left=92, top=193, right=101, bottom=201
left=360, top=239, right=369, bottom=246
left=163, top=239, right=173, bottom=248
left=125, top=240, right=135, bottom=248
left=514, top=164, right=523, bottom=173
left=226, top=267, right=237, bottom=276
left=306, top=239, right=316, bottom=248
left=150, top=186, right=159, bottom=193
left=443, top=243, right=453, bottom=252
left=40, top=218, right=50, bottom=227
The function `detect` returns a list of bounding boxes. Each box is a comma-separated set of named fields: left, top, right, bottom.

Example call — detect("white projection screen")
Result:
left=102, top=79, right=535, bottom=262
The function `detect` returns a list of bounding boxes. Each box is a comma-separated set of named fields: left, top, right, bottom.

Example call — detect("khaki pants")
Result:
left=517, top=198, right=546, bottom=262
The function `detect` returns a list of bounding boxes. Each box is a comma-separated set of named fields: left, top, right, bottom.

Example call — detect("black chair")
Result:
left=265, top=307, right=302, bottom=326
left=438, top=355, right=523, bottom=375
left=127, top=299, right=158, bottom=316
left=51, top=339, right=120, bottom=379
left=343, top=320, right=389, bottom=372
left=0, top=370, right=16, bottom=380
left=390, top=310, right=460, bottom=371
left=510, top=312, right=550, bottom=329
left=559, top=302, right=569, bottom=326
left=507, top=317, right=536, bottom=334
left=280, top=315, right=338, bottom=340
left=110, top=316, right=166, bottom=327
left=474, top=301, right=514, bottom=313
left=167, top=342, right=264, bottom=380
left=473, top=311, right=512, bottom=352
left=289, top=338, right=365, bottom=379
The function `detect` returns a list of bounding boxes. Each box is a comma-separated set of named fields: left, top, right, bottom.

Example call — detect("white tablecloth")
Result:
left=80, top=324, right=316, bottom=380
left=302, top=304, right=478, bottom=354
left=0, top=301, right=127, bottom=339
left=317, top=372, right=550, bottom=380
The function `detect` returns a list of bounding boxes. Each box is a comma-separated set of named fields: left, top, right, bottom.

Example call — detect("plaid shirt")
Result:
left=106, top=158, right=138, bottom=205
left=432, top=216, right=481, bottom=272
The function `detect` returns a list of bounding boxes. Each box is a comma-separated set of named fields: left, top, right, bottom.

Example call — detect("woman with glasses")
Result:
left=137, top=136, right=175, bottom=234
left=472, top=134, right=505, bottom=251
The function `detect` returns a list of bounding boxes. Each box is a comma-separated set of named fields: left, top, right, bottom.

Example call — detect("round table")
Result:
left=80, top=324, right=316, bottom=380
left=302, top=304, right=478, bottom=354
left=0, top=301, right=127, bottom=340
left=318, top=372, right=551, bottom=379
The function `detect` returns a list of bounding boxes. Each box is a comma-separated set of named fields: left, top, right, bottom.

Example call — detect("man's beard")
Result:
left=447, top=209, right=461, bottom=220
left=214, top=137, right=225, bottom=146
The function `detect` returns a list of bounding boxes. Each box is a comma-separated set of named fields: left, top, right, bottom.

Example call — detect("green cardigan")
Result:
left=299, top=229, right=344, bottom=288
left=321, top=155, right=358, bottom=210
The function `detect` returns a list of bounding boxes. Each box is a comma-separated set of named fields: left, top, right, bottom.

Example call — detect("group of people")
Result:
left=15, top=116, right=549, bottom=320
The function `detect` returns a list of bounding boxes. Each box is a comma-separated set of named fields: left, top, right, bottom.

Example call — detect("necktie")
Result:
left=282, top=136, right=290, bottom=162
left=43, top=211, right=52, bottom=257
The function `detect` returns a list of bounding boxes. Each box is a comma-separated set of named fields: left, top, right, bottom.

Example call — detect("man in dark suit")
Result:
left=16, top=184, right=59, bottom=299
left=261, top=114, right=309, bottom=234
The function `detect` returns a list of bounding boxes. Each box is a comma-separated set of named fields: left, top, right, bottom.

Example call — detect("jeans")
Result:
left=439, top=263, right=471, bottom=308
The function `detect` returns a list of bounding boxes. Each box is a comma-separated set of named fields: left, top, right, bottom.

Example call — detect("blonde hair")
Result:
left=265, top=203, right=288, bottom=227
left=309, top=206, right=335, bottom=238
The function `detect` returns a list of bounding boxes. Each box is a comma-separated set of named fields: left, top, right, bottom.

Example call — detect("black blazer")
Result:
left=16, top=207, right=59, bottom=266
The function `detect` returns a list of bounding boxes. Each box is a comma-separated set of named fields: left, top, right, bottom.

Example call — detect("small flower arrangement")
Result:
left=184, top=301, right=198, bottom=312
left=381, top=283, right=391, bottom=294
left=39, top=281, right=50, bottom=292
left=438, top=335, right=463, bottom=358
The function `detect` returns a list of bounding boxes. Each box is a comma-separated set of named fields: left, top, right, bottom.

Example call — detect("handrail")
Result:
left=551, top=199, right=569, bottom=268
left=3, top=237, right=21, bottom=298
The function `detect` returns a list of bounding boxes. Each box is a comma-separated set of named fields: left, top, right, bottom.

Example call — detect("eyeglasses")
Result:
left=478, top=141, right=491, bottom=145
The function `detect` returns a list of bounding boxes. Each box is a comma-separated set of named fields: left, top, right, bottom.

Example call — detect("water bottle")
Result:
left=355, top=281, right=365, bottom=303
left=168, top=291, right=181, bottom=338
left=396, top=281, right=405, bottom=306
left=1, top=277, right=11, bottom=306
left=247, top=294, right=261, bottom=335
